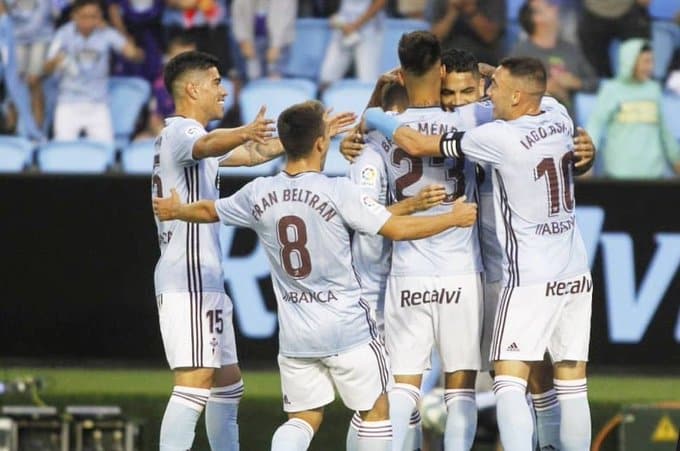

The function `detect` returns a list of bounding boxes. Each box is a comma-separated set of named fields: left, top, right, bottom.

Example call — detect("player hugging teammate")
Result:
left=152, top=29, right=597, bottom=451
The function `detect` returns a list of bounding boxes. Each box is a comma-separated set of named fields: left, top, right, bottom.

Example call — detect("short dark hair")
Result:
left=518, top=2, right=535, bottom=35
left=442, top=48, right=480, bottom=77
left=167, top=34, right=196, bottom=51
left=640, top=43, right=652, bottom=53
left=72, top=0, right=103, bottom=12
left=277, top=101, right=326, bottom=160
left=398, top=31, right=441, bottom=76
left=163, top=51, right=219, bottom=96
left=499, top=56, right=547, bottom=92
left=381, top=82, right=408, bottom=111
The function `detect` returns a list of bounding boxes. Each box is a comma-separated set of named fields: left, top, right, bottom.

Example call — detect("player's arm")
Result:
left=387, top=184, right=446, bottom=215
left=364, top=107, right=442, bottom=157
left=153, top=189, right=218, bottom=223
left=220, top=139, right=284, bottom=167
left=193, top=106, right=275, bottom=160
left=380, top=196, right=477, bottom=240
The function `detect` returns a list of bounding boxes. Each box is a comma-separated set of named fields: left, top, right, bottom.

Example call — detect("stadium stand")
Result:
left=662, top=94, right=680, bottom=141
left=38, top=140, right=116, bottom=174
left=649, top=0, right=679, bottom=20
left=109, top=77, right=152, bottom=150
left=380, top=18, right=430, bottom=73
left=240, top=78, right=317, bottom=124
left=321, top=79, right=374, bottom=118
left=0, top=136, right=34, bottom=172
left=121, top=139, right=156, bottom=175
left=283, top=18, right=332, bottom=80
left=573, top=92, right=598, bottom=127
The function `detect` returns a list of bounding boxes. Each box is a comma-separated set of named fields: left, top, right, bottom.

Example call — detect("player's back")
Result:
left=382, top=107, right=482, bottom=276
left=153, top=117, right=223, bottom=295
left=216, top=171, right=388, bottom=358
left=473, top=106, right=589, bottom=285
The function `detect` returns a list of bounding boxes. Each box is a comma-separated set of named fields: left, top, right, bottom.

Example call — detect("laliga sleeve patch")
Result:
left=361, top=194, right=384, bottom=214
left=185, top=126, right=201, bottom=137
left=359, top=165, right=379, bottom=188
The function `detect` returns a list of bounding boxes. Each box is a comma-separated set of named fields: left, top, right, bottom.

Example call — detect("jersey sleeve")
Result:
left=347, top=140, right=385, bottom=201
left=169, top=121, right=206, bottom=167
left=440, top=122, right=506, bottom=167
left=334, top=179, right=392, bottom=235
left=214, top=180, right=255, bottom=228
left=46, top=26, right=66, bottom=59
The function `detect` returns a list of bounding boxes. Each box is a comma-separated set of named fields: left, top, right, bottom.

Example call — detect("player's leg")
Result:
left=550, top=273, right=593, bottom=451
left=205, top=294, right=243, bottom=450
left=528, top=356, right=560, bottom=451
left=492, top=361, right=532, bottom=451
left=438, top=274, right=483, bottom=451
left=318, top=30, right=352, bottom=91
left=331, top=339, right=392, bottom=451
left=385, top=276, right=432, bottom=451
left=272, top=355, right=334, bottom=451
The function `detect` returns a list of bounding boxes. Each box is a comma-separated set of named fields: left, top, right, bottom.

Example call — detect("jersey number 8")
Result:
left=277, top=215, right=312, bottom=279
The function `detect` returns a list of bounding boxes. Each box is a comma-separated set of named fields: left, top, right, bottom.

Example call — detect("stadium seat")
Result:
left=283, top=18, right=332, bottom=80
left=0, top=136, right=34, bottom=172
left=324, top=138, right=349, bottom=177
left=322, top=79, right=374, bottom=117
left=240, top=78, right=317, bottom=124
left=609, top=39, right=621, bottom=75
left=380, top=19, right=430, bottom=73
left=573, top=92, right=598, bottom=127
left=121, top=139, right=156, bottom=174
left=219, top=157, right=283, bottom=178
left=662, top=94, right=680, bottom=141
left=109, top=77, right=151, bottom=150
left=652, top=21, right=679, bottom=80
left=504, top=21, right=524, bottom=55
left=649, top=0, right=679, bottom=20
left=38, top=140, right=115, bottom=173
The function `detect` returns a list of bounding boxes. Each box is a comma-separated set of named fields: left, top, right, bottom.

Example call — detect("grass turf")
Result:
left=1, top=368, right=678, bottom=450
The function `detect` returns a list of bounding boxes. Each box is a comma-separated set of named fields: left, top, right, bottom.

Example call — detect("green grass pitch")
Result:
left=1, top=368, right=678, bottom=450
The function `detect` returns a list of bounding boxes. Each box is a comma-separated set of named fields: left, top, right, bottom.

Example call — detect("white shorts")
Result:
left=157, top=292, right=238, bottom=370
left=16, top=42, right=49, bottom=77
left=384, top=273, right=483, bottom=374
left=480, top=278, right=502, bottom=372
left=278, top=339, right=391, bottom=413
left=490, top=272, right=592, bottom=363
left=53, top=101, right=114, bottom=143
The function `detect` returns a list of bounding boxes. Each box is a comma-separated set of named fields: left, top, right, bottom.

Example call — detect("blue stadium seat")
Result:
left=0, top=136, right=34, bottom=172
left=322, top=79, right=374, bottom=117
left=507, top=0, right=525, bottom=21
left=573, top=92, right=598, bottom=127
left=219, top=157, right=283, bottom=178
left=662, top=94, right=680, bottom=141
left=504, top=21, right=524, bottom=54
left=380, top=19, right=430, bottom=73
left=649, top=0, right=679, bottom=20
left=283, top=18, right=332, bottom=80
left=38, top=140, right=115, bottom=173
left=652, top=21, right=679, bottom=80
left=609, top=39, right=621, bottom=75
left=121, top=139, right=156, bottom=174
left=240, top=78, right=317, bottom=124
left=109, top=76, right=151, bottom=150
left=323, top=138, right=349, bottom=176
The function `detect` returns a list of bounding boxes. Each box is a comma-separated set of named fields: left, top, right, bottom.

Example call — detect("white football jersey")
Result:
left=375, top=107, right=483, bottom=277
left=348, top=133, right=391, bottom=310
left=214, top=171, right=392, bottom=358
left=444, top=101, right=590, bottom=285
left=153, top=117, right=224, bottom=295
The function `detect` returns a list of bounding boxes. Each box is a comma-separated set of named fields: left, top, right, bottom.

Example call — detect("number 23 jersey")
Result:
left=378, top=107, right=482, bottom=277
left=215, top=171, right=392, bottom=358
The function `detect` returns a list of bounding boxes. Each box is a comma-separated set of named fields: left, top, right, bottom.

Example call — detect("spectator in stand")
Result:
left=6, top=0, right=55, bottom=128
left=108, top=0, right=164, bottom=82
left=231, top=0, right=297, bottom=80
left=429, top=0, right=506, bottom=66
left=43, top=0, right=144, bottom=143
left=163, top=0, right=235, bottom=78
left=0, top=1, right=42, bottom=139
left=586, top=39, right=680, bottom=179
left=397, top=0, right=427, bottom=19
left=512, top=0, right=597, bottom=112
left=136, top=34, right=196, bottom=139
left=578, top=0, right=651, bottom=78
left=319, top=0, right=386, bottom=88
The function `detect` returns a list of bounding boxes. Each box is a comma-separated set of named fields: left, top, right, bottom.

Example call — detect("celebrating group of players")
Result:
left=151, top=28, right=596, bottom=451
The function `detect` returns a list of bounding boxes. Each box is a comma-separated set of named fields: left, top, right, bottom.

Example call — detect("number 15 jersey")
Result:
left=214, top=171, right=392, bottom=358
left=377, top=107, right=482, bottom=277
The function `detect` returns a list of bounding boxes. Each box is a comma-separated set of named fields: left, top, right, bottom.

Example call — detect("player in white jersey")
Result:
left=153, top=50, right=282, bottom=451
left=369, top=57, right=593, bottom=451
left=153, top=100, right=479, bottom=451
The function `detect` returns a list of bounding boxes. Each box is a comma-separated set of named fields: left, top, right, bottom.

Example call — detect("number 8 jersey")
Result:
left=214, top=171, right=392, bottom=358
left=376, top=107, right=483, bottom=277
left=442, top=101, right=590, bottom=285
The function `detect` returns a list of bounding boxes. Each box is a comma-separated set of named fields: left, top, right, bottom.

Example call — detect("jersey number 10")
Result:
left=534, top=152, right=575, bottom=216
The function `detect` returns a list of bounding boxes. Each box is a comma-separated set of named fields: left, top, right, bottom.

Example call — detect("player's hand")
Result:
left=413, top=184, right=447, bottom=211
left=326, top=109, right=357, bottom=138
left=243, top=106, right=275, bottom=144
left=153, top=188, right=182, bottom=221
left=340, top=131, right=364, bottom=162
left=573, top=127, right=595, bottom=169
left=450, top=195, right=477, bottom=227
left=239, top=40, right=255, bottom=59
